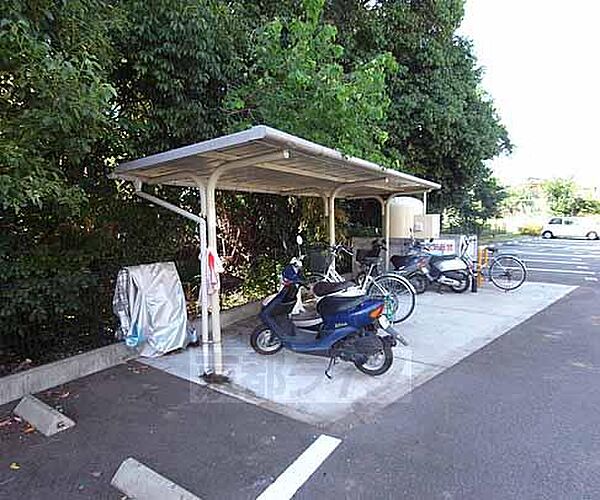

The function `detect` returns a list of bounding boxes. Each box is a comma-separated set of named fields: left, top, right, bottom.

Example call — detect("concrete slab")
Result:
left=13, top=394, right=75, bottom=436
left=111, top=457, right=201, bottom=500
left=141, top=282, right=575, bottom=424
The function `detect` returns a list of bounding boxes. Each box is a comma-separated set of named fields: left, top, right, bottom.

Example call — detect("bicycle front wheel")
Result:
left=367, top=274, right=416, bottom=324
left=489, top=255, right=527, bottom=291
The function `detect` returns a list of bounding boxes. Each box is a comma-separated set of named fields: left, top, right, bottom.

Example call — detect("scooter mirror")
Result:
left=296, top=235, right=303, bottom=246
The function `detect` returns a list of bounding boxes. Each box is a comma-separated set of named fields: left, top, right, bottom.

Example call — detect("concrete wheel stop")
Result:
left=13, top=394, right=76, bottom=436
left=111, top=457, right=201, bottom=499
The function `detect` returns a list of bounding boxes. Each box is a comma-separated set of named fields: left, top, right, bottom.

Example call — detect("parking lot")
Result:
left=494, top=236, right=600, bottom=285
left=2, top=236, right=599, bottom=500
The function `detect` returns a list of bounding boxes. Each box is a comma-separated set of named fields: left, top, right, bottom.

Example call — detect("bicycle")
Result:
left=475, top=243, right=527, bottom=291
left=303, top=242, right=416, bottom=323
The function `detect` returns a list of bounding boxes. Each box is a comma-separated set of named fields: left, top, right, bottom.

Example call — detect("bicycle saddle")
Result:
left=313, top=280, right=355, bottom=297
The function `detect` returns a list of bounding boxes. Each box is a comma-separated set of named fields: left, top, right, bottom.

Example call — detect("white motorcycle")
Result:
left=409, top=240, right=473, bottom=293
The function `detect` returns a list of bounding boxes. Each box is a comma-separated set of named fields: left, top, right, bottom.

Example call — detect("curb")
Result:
left=0, top=301, right=260, bottom=406
left=0, top=342, right=135, bottom=406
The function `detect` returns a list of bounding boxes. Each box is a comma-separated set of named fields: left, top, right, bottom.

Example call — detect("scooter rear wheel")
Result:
left=409, top=274, right=428, bottom=294
left=250, top=326, right=283, bottom=355
left=354, top=337, right=393, bottom=376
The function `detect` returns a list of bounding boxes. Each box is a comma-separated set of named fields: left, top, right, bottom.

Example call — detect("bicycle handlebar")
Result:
left=331, top=244, right=353, bottom=256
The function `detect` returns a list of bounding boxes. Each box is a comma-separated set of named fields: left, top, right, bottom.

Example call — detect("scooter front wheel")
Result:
left=250, top=326, right=283, bottom=355
left=354, top=338, right=393, bottom=376
left=450, top=270, right=471, bottom=293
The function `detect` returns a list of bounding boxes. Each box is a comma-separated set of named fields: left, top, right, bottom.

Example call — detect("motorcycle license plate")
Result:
left=379, top=315, right=390, bottom=329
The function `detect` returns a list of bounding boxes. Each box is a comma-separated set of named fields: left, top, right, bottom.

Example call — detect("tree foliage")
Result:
left=543, top=178, right=600, bottom=216
left=331, top=0, right=511, bottom=222
left=1, top=0, right=515, bottom=366
left=543, top=178, right=576, bottom=216
left=0, top=0, right=119, bottom=213
left=502, top=186, right=536, bottom=215
left=226, top=0, right=397, bottom=162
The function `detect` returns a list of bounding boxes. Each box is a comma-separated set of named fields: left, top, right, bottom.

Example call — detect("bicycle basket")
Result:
left=306, top=246, right=332, bottom=273
left=356, top=247, right=381, bottom=265
left=357, top=255, right=384, bottom=274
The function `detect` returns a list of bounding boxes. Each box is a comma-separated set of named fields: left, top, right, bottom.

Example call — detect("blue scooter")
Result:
left=250, top=252, right=407, bottom=377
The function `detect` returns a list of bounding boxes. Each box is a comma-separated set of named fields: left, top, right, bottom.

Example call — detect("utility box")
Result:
left=413, top=214, right=441, bottom=240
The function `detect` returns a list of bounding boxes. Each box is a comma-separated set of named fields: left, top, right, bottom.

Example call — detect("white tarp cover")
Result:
left=118, top=261, right=188, bottom=357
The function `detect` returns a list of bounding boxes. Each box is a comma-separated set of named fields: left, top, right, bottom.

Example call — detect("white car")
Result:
left=541, top=217, right=599, bottom=240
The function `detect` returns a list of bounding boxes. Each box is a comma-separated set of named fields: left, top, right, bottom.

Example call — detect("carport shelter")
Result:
left=111, top=125, right=440, bottom=375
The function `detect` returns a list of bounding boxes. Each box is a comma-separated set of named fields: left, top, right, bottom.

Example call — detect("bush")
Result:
left=518, top=224, right=542, bottom=236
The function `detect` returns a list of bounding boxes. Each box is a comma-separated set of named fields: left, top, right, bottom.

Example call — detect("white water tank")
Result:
left=389, top=197, right=424, bottom=238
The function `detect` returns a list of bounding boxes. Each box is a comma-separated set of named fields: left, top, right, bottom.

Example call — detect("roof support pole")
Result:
left=328, top=196, right=336, bottom=246
left=321, top=195, right=329, bottom=218
left=189, top=176, right=210, bottom=374
left=423, top=191, right=428, bottom=214
left=189, top=175, right=207, bottom=217
left=321, top=194, right=332, bottom=245
left=205, top=183, right=222, bottom=374
left=205, top=150, right=291, bottom=375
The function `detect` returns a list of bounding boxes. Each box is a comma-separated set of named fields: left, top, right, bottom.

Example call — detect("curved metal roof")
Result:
left=112, top=125, right=440, bottom=198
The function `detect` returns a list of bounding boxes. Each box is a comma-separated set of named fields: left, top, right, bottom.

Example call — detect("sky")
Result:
left=459, top=0, right=600, bottom=186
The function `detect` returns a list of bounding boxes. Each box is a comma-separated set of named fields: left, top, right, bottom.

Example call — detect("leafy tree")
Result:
left=112, top=0, right=243, bottom=156
left=572, top=197, right=600, bottom=216
left=325, top=0, right=511, bottom=227
left=543, top=178, right=600, bottom=216
left=502, top=185, right=536, bottom=215
left=444, top=173, right=506, bottom=234
left=543, top=178, right=577, bottom=216
left=0, top=0, right=120, bottom=214
left=225, top=0, right=397, bottom=162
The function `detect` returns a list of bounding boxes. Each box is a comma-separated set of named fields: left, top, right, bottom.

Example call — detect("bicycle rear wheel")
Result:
left=489, top=255, right=527, bottom=291
left=367, top=274, right=416, bottom=323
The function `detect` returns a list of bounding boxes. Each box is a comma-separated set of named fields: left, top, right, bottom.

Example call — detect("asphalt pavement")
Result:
left=493, top=236, right=600, bottom=286
left=1, top=236, right=599, bottom=499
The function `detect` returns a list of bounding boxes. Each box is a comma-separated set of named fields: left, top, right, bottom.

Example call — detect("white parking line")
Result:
left=524, top=259, right=586, bottom=265
left=517, top=252, right=600, bottom=259
left=257, top=434, right=341, bottom=500
left=527, top=267, right=595, bottom=275
left=585, top=277, right=599, bottom=282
